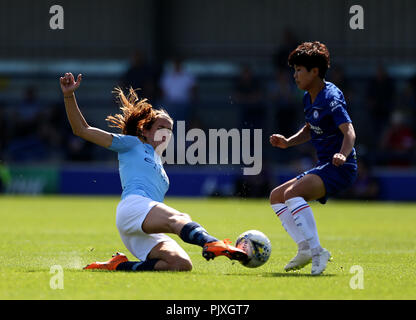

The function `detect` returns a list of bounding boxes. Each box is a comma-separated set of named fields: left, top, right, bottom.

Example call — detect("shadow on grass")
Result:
left=264, top=272, right=336, bottom=278
left=226, top=272, right=336, bottom=278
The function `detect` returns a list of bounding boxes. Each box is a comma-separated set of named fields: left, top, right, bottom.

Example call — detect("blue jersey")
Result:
left=303, top=81, right=357, bottom=165
left=108, top=134, right=169, bottom=202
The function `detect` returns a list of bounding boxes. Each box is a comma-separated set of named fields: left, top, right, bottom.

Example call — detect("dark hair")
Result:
left=106, top=87, right=172, bottom=138
left=288, top=41, right=330, bottom=79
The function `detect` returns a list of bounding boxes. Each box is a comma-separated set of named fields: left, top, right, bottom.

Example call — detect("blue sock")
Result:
left=179, top=222, right=218, bottom=247
left=116, top=259, right=159, bottom=271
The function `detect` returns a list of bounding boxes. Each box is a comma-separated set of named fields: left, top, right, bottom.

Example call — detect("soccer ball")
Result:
left=235, top=230, right=271, bottom=268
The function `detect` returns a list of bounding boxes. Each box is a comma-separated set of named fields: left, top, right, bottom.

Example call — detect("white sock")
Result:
left=285, top=197, right=321, bottom=253
left=271, top=203, right=308, bottom=247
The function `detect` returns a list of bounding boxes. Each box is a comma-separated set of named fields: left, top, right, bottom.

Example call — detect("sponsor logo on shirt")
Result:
left=329, top=100, right=338, bottom=107
left=310, top=124, right=323, bottom=135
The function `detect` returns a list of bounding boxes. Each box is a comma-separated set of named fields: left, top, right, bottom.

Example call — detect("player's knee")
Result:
left=270, top=188, right=284, bottom=204
left=283, top=187, right=296, bottom=202
left=167, top=255, right=193, bottom=272
left=175, top=258, right=193, bottom=272
left=168, top=212, right=191, bottom=228
left=167, top=212, right=192, bottom=233
left=269, top=190, right=274, bottom=204
left=180, top=212, right=192, bottom=222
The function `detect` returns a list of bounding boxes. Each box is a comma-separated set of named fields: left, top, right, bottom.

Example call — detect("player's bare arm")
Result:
left=270, top=124, right=311, bottom=149
left=60, top=72, right=113, bottom=148
left=332, top=122, right=356, bottom=167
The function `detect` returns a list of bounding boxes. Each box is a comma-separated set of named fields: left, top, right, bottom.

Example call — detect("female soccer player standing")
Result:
left=60, top=72, right=247, bottom=272
left=269, top=42, right=357, bottom=275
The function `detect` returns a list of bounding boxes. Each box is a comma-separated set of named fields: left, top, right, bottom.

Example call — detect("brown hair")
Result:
left=106, top=87, right=172, bottom=138
left=288, top=41, right=330, bottom=79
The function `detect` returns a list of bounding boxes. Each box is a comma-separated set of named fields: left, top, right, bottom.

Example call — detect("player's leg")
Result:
left=270, top=178, right=313, bottom=271
left=283, top=173, right=331, bottom=275
left=284, top=173, right=325, bottom=254
left=284, top=173, right=326, bottom=201
left=141, top=203, right=217, bottom=244
left=86, top=238, right=193, bottom=272
left=146, top=240, right=192, bottom=271
left=84, top=195, right=193, bottom=272
left=270, top=178, right=309, bottom=249
left=116, top=240, right=193, bottom=272
left=270, top=178, right=298, bottom=204
left=142, top=203, right=248, bottom=261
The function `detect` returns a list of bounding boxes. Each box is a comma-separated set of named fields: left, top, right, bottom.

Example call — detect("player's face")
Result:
left=293, top=65, right=316, bottom=91
left=145, top=116, right=173, bottom=153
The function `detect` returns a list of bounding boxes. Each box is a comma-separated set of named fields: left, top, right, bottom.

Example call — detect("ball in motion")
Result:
left=236, top=230, right=271, bottom=268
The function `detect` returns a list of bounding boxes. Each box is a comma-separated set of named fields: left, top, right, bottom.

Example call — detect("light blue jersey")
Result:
left=108, top=134, right=169, bottom=202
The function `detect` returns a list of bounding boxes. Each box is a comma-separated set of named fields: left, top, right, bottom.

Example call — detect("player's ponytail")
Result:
left=106, top=87, right=171, bottom=139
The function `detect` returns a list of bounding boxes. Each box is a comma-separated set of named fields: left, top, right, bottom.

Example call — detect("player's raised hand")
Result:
left=270, top=134, right=289, bottom=149
left=60, top=72, right=82, bottom=95
left=332, top=153, right=346, bottom=167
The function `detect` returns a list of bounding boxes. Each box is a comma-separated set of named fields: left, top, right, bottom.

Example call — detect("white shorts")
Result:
left=116, top=194, right=177, bottom=261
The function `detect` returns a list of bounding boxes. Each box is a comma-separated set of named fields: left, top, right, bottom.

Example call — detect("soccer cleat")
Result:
left=311, top=248, right=331, bottom=276
left=284, top=249, right=312, bottom=272
left=83, top=252, right=128, bottom=271
left=202, top=239, right=248, bottom=262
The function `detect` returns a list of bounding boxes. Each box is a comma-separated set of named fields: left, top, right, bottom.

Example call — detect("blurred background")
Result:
left=0, top=0, right=415, bottom=201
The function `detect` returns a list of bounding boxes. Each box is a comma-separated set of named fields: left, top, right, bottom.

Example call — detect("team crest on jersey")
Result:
left=313, top=110, right=319, bottom=119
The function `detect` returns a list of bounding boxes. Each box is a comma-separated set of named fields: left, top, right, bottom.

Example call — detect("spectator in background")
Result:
left=380, top=110, right=415, bottom=167
left=366, top=64, right=395, bottom=133
left=404, top=74, right=416, bottom=107
left=398, top=74, right=416, bottom=128
left=37, top=102, right=69, bottom=161
left=0, top=162, right=11, bottom=193
left=232, top=64, right=265, bottom=129
left=121, top=50, right=157, bottom=102
left=267, top=69, right=299, bottom=137
left=272, top=28, right=298, bottom=72
left=328, top=65, right=350, bottom=97
left=66, top=136, right=94, bottom=162
left=341, top=159, right=380, bottom=200
left=14, top=86, right=42, bottom=138
left=7, top=86, right=48, bottom=162
left=0, top=103, right=9, bottom=160
left=328, top=65, right=371, bottom=150
left=58, top=101, right=95, bottom=162
left=159, top=57, right=197, bottom=123
left=234, top=161, right=274, bottom=198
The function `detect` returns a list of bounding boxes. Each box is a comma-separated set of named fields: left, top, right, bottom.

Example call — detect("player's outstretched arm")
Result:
left=60, top=72, right=113, bottom=148
left=332, top=122, right=356, bottom=167
left=270, top=124, right=311, bottom=149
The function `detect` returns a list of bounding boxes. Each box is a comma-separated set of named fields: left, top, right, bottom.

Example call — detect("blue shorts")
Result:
left=296, top=162, right=358, bottom=204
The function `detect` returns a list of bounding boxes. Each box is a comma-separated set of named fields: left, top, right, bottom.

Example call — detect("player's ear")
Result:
left=311, top=67, right=319, bottom=77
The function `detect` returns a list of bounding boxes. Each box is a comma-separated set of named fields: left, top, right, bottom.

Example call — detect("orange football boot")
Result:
left=202, top=239, right=248, bottom=262
left=83, top=252, right=128, bottom=271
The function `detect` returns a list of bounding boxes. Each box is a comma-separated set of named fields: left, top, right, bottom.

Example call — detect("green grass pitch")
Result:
left=1, top=196, right=415, bottom=300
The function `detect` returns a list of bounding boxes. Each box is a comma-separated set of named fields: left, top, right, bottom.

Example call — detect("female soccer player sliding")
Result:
left=269, top=42, right=357, bottom=275
left=60, top=72, right=247, bottom=272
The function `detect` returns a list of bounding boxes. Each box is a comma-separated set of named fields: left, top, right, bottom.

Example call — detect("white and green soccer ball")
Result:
left=236, top=230, right=272, bottom=268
